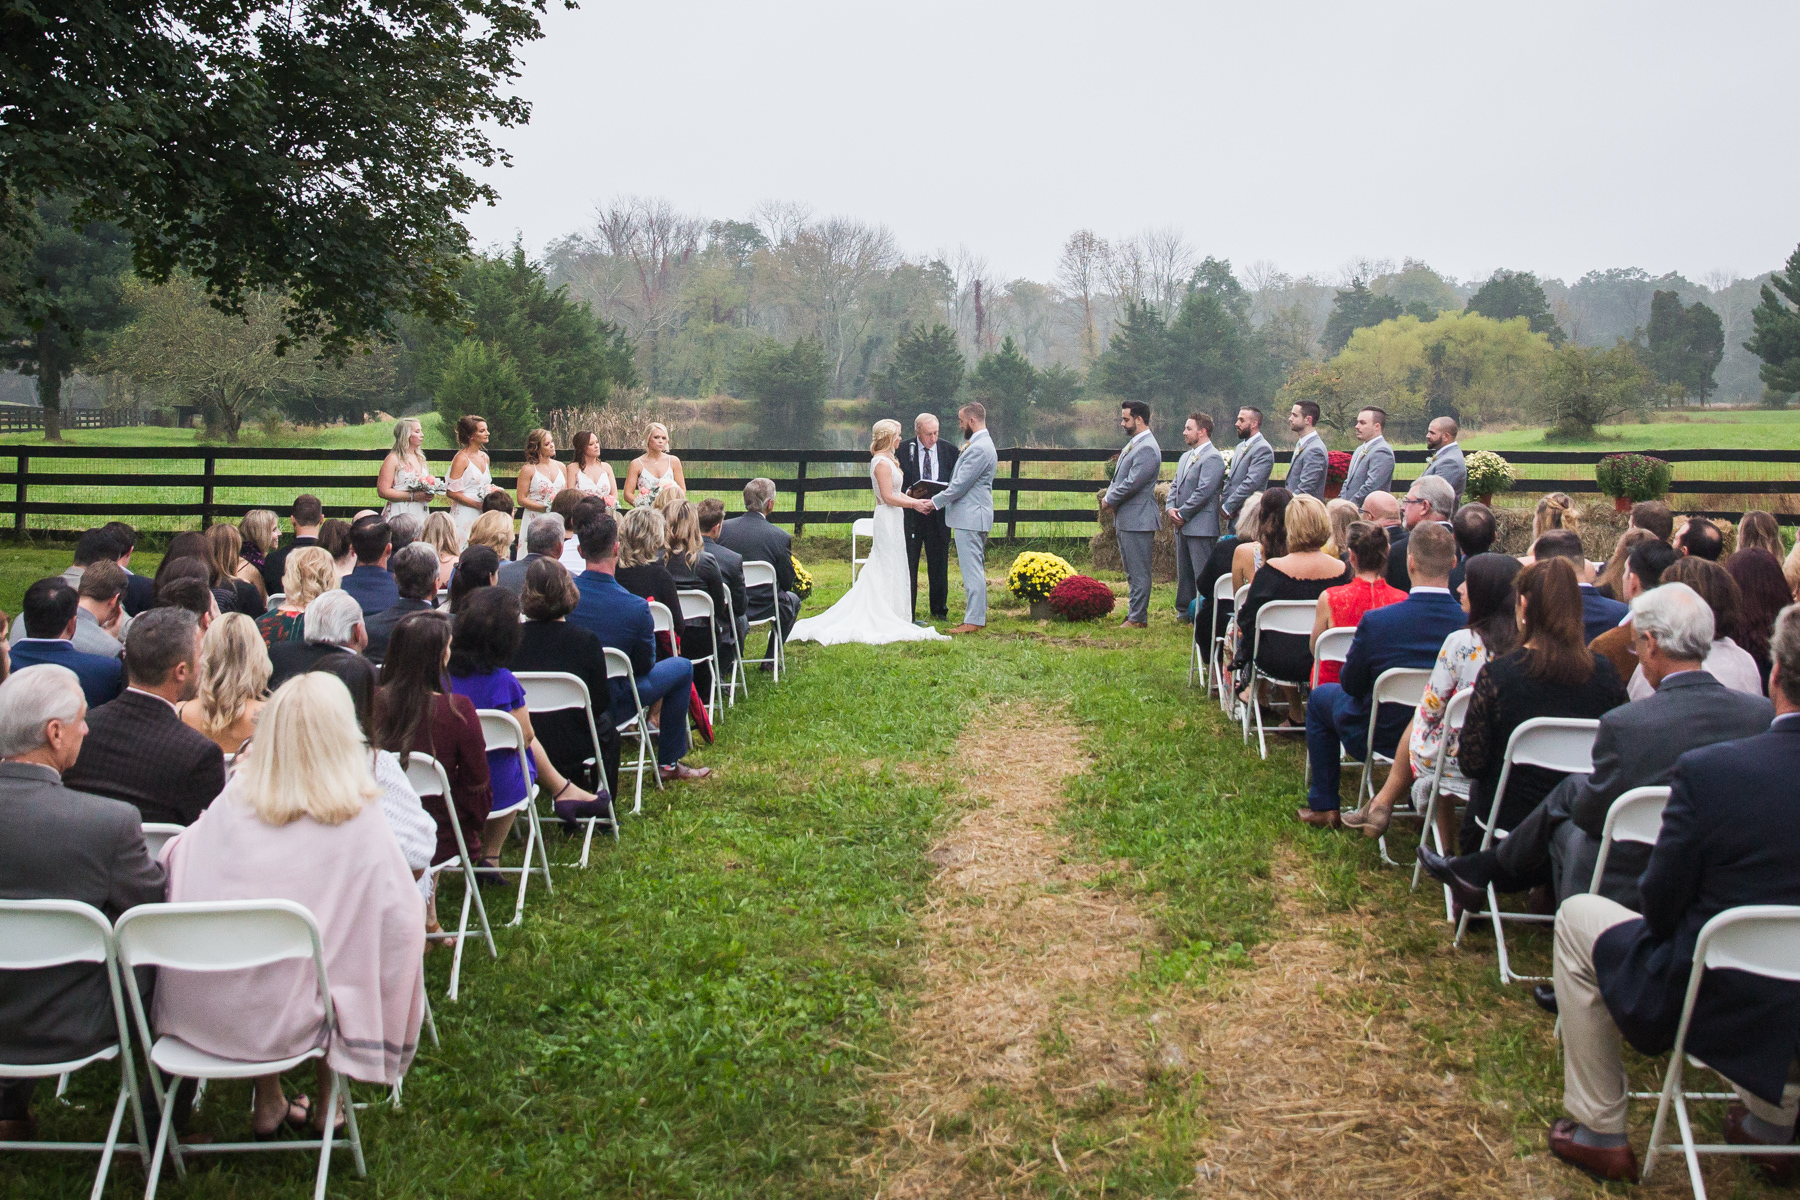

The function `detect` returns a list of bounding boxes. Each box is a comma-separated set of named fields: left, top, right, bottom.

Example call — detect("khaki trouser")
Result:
left=1556, top=893, right=1800, bottom=1134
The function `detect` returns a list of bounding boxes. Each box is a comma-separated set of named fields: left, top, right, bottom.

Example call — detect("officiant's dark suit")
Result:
left=901, top=434, right=959, bottom=621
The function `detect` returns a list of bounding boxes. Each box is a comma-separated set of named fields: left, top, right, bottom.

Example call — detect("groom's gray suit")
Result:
left=931, top=427, right=997, bottom=626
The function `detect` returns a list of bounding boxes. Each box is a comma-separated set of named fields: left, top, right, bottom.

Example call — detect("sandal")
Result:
left=252, top=1094, right=311, bottom=1141
left=1341, top=806, right=1392, bottom=837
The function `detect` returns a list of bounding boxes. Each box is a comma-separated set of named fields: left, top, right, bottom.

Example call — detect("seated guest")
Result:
left=11, top=578, right=123, bottom=708
left=421, top=511, right=460, bottom=589
left=511, top=558, right=621, bottom=817
left=1453, top=558, right=1628, bottom=855
left=1676, top=515, right=1723, bottom=561
left=1325, top=497, right=1359, bottom=560
left=1300, top=522, right=1465, bottom=827
left=1446, top=502, right=1496, bottom=594
left=550, top=488, right=589, bottom=573
left=664, top=499, right=729, bottom=693
left=1344, top=553, right=1522, bottom=839
left=569, top=511, right=709, bottom=782
left=1359, top=491, right=1412, bottom=592
left=1533, top=529, right=1629, bottom=643
left=71, top=560, right=128, bottom=658
left=467, top=509, right=516, bottom=563
left=446, top=587, right=606, bottom=864
left=0, top=664, right=165, bottom=1140
left=1629, top=499, right=1674, bottom=542
left=318, top=517, right=355, bottom=577
left=385, top=511, right=421, bottom=556
left=1422, top=582, right=1773, bottom=947
left=205, top=523, right=266, bottom=615
left=698, top=498, right=748, bottom=657
left=1234, top=494, right=1350, bottom=711
left=1545, top=603, right=1800, bottom=1184
left=480, top=489, right=515, bottom=516
left=365, top=543, right=440, bottom=662
left=615, top=507, right=684, bottom=656
left=256, top=546, right=339, bottom=647
left=237, top=509, right=278, bottom=588
left=498, top=513, right=561, bottom=594
left=1232, top=488, right=1284, bottom=594
left=1628, top=556, right=1762, bottom=698
left=103, top=523, right=157, bottom=617
left=1195, top=496, right=1255, bottom=656
left=1592, top=527, right=1656, bottom=601
left=179, top=612, right=271, bottom=755
left=1739, top=509, right=1784, bottom=559
left=65, top=607, right=225, bottom=825
left=1726, top=545, right=1789, bottom=689
left=373, top=611, right=492, bottom=877
left=155, top=672, right=425, bottom=1135
left=259, top=493, right=323, bottom=596
left=716, top=477, right=801, bottom=654
left=340, top=516, right=399, bottom=617
left=447, top=544, right=499, bottom=613
left=10, top=530, right=124, bottom=648
left=267, top=589, right=373, bottom=692
left=149, top=574, right=218, bottom=638
left=1589, top=539, right=1681, bottom=681
left=1310, top=520, right=1406, bottom=686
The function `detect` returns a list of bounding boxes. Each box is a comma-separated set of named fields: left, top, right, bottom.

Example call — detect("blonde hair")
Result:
left=617, top=506, right=667, bottom=568
left=651, top=484, right=687, bottom=513
left=421, top=511, right=459, bottom=559
left=240, top=672, right=378, bottom=826
left=239, top=509, right=279, bottom=554
left=665, top=500, right=703, bottom=568
left=644, top=421, right=669, bottom=451
left=193, top=612, right=271, bottom=741
left=1283, top=494, right=1332, bottom=554
left=468, top=509, right=515, bottom=556
left=1533, top=492, right=1580, bottom=541
left=390, top=417, right=423, bottom=465
left=870, top=418, right=901, bottom=455
left=525, top=428, right=553, bottom=464
left=281, top=546, right=339, bottom=608
left=1326, top=498, right=1359, bottom=559
left=1235, top=492, right=1264, bottom=540
left=1783, top=540, right=1800, bottom=601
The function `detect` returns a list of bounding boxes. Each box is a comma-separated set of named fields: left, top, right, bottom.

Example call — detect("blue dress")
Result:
left=448, top=669, right=537, bottom=814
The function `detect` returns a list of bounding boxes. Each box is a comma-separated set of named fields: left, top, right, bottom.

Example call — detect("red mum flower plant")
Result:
left=1046, top=574, right=1116, bottom=621
left=1326, top=450, right=1353, bottom=484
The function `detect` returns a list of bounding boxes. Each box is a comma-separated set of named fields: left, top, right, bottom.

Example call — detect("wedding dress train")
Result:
left=787, top=458, right=950, bottom=646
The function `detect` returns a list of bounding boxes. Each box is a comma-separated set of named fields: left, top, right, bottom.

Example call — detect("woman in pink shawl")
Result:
left=156, top=671, right=425, bottom=1137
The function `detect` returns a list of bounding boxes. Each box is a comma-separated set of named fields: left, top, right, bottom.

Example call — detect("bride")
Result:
left=788, top=420, right=951, bottom=646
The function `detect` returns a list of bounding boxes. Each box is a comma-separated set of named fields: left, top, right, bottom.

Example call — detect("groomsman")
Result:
left=1342, top=406, right=1395, bottom=507
left=1285, top=401, right=1328, bottom=500
left=1420, top=416, right=1467, bottom=499
left=1166, top=413, right=1226, bottom=622
left=1219, top=406, right=1274, bottom=528
left=900, top=412, right=958, bottom=624
left=1103, top=401, right=1162, bottom=629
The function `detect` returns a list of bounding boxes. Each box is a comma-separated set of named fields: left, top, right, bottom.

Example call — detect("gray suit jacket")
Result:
left=1220, top=432, right=1274, bottom=522
left=0, top=762, right=165, bottom=1065
left=932, top=429, right=997, bottom=532
left=1169, top=442, right=1225, bottom=538
left=8, top=606, right=122, bottom=659
left=1420, top=442, right=1467, bottom=499
left=1286, top=431, right=1329, bottom=500
left=496, top=552, right=546, bottom=595
left=1104, top=430, right=1163, bottom=533
left=1551, top=671, right=1773, bottom=906
left=1343, top=434, right=1395, bottom=506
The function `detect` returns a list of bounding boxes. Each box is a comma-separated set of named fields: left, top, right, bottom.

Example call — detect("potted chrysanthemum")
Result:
left=1007, top=551, right=1075, bottom=619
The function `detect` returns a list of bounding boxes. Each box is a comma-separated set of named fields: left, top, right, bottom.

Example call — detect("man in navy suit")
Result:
left=10, top=578, right=122, bottom=709
left=1535, top=530, right=1628, bottom=643
left=1546, top=603, right=1800, bottom=1184
left=339, top=516, right=399, bottom=617
left=1300, top=523, right=1466, bottom=826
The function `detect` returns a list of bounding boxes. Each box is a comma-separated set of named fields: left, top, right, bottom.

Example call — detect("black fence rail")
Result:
left=0, top=444, right=1794, bottom=536
left=0, top=409, right=147, bottom=434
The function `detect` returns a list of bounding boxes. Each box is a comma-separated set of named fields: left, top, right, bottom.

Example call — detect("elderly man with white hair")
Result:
left=0, top=664, right=166, bottom=1140
left=266, top=588, right=374, bottom=692
left=900, top=411, right=958, bottom=623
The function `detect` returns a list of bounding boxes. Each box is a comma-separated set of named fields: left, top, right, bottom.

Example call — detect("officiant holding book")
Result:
left=901, top=412, right=959, bottom=624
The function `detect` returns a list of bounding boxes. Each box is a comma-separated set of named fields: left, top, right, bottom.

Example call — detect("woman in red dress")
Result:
left=1309, top=520, right=1407, bottom=684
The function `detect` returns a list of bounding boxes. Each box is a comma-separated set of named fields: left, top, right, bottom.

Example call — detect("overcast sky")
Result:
left=464, top=0, right=1799, bottom=288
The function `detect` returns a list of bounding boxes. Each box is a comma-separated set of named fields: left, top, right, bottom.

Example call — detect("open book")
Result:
left=906, top=479, right=949, bottom=499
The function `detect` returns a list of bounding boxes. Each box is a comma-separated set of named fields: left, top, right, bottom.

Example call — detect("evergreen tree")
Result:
left=1094, top=300, right=1168, bottom=406
left=970, top=336, right=1038, bottom=439
left=1745, top=244, right=1800, bottom=396
left=1321, top=278, right=1402, bottom=355
left=431, top=340, right=537, bottom=449
left=1163, top=287, right=1247, bottom=416
left=881, top=323, right=964, bottom=420
left=1645, top=290, right=1723, bottom=403
left=733, top=335, right=829, bottom=446
left=1035, top=363, right=1084, bottom=417
left=1465, top=270, right=1567, bottom=345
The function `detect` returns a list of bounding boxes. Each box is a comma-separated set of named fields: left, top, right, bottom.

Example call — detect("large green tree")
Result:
left=1093, top=300, right=1167, bottom=406
left=1466, top=270, right=1567, bottom=345
left=1321, top=278, right=1402, bottom=355
left=969, top=336, right=1038, bottom=439
left=1645, top=289, right=1724, bottom=403
left=1538, top=340, right=1653, bottom=438
left=0, top=196, right=132, bottom=438
left=733, top=335, right=829, bottom=446
left=1745, top=245, right=1800, bottom=397
left=1, top=0, right=567, bottom=355
left=879, top=323, right=964, bottom=420
left=431, top=340, right=537, bottom=448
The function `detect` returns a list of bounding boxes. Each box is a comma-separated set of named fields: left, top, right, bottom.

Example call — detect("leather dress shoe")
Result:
left=1294, top=807, right=1341, bottom=829
left=1548, top=1118, right=1638, bottom=1183
left=948, top=624, right=983, bottom=635
left=1119, top=619, right=1148, bottom=629
left=1532, top=985, right=1558, bottom=1016
left=1725, top=1103, right=1799, bottom=1183
left=1416, top=845, right=1489, bottom=913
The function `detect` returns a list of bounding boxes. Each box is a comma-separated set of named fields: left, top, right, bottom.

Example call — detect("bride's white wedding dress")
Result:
left=787, top=457, right=950, bottom=646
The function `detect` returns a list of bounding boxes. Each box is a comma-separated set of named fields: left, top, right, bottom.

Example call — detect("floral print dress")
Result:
left=1407, top=628, right=1488, bottom=794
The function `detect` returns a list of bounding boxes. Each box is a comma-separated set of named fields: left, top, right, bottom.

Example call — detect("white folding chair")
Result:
left=1241, top=600, right=1318, bottom=758
left=1454, top=717, right=1600, bottom=984
left=1198, top=573, right=1237, bottom=696
left=676, top=589, right=721, bottom=723
left=1590, top=786, right=1672, bottom=895
left=1413, top=687, right=1476, bottom=920
left=718, top=586, right=747, bottom=708
left=0, top=900, right=149, bottom=1200
left=1216, top=583, right=1249, bottom=716
left=741, top=560, right=786, bottom=683
left=265, top=592, right=286, bottom=611
left=604, top=646, right=663, bottom=816
left=849, top=517, right=875, bottom=582
left=115, top=900, right=367, bottom=1200
left=1358, top=667, right=1434, bottom=867
left=514, top=672, right=620, bottom=866
left=142, top=822, right=184, bottom=863
left=477, top=709, right=554, bottom=928
left=403, top=754, right=496, bottom=1001
left=648, top=599, right=676, bottom=643
left=1635, top=905, right=1800, bottom=1197
left=1299, top=625, right=1359, bottom=790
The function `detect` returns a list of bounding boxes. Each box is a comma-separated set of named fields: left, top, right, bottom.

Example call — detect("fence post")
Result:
left=794, top=459, right=807, bottom=539
left=201, top=453, right=216, bottom=530
left=1005, top=452, right=1021, bottom=541
left=13, top=452, right=26, bottom=536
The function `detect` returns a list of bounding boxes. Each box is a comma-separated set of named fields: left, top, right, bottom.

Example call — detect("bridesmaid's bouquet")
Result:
left=634, top=479, right=666, bottom=509
left=396, top=469, right=447, bottom=497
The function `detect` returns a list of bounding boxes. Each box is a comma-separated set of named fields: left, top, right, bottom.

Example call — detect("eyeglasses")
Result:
left=1402, top=495, right=1426, bottom=506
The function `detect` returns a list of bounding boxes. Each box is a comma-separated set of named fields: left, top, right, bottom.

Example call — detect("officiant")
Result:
left=901, top=412, right=958, bottom=624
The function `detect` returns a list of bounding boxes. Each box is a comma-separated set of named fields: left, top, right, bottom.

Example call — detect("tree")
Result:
left=281, top=343, right=401, bottom=426
left=970, top=337, right=1038, bottom=439
left=1321, top=311, right=1552, bottom=433
left=1163, top=285, right=1248, bottom=415
left=733, top=336, right=828, bottom=446
left=2, top=0, right=568, bottom=355
left=1645, top=290, right=1724, bottom=403
left=1035, top=363, right=1084, bottom=419
left=1745, top=245, right=1800, bottom=396
left=1056, top=230, right=1108, bottom=362
left=1093, top=300, right=1168, bottom=406
left=881, top=324, right=964, bottom=420
left=431, top=340, right=537, bottom=449
left=1538, top=341, right=1653, bottom=438
left=1321, top=278, right=1402, bottom=355
left=0, top=196, right=132, bottom=439
left=1466, top=270, right=1567, bottom=345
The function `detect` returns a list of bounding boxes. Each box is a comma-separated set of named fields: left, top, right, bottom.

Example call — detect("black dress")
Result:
left=665, top=549, right=728, bottom=693
left=1232, top=561, right=1351, bottom=683
left=615, top=563, right=684, bottom=659
left=511, top=620, right=622, bottom=801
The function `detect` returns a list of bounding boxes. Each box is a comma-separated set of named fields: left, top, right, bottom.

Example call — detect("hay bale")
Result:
left=1492, top=502, right=1625, bottom=558
left=1088, top=484, right=1178, bottom=580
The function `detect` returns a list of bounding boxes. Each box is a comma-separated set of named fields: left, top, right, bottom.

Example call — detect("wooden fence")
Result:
left=0, top=444, right=1794, bottom=537
left=0, top=409, right=148, bottom=434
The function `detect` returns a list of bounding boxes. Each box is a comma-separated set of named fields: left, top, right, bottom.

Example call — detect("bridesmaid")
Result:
left=516, top=428, right=563, bottom=553
left=376, top=417, right=438, bottom=521
left=621, top=422, right=685, bottom=506
left=565, top=431, right=618, bottom=508
left=446, top=414, right=491, bottom=547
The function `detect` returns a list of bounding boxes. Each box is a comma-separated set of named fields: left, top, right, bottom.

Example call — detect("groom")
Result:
left=926, top=402, right=998, bottom=634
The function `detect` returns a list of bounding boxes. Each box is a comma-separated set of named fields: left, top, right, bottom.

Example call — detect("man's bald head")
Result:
left=1361, top=491, right=1402, bottom=525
